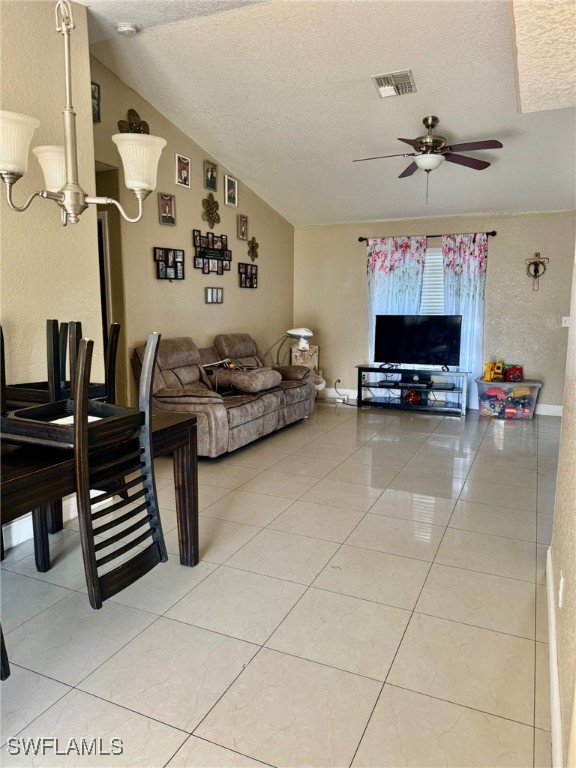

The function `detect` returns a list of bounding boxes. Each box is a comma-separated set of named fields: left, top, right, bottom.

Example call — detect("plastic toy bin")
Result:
left=476, top=378, right=542, bottom=420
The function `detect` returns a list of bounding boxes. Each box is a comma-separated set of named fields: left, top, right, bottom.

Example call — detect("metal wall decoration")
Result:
left=247, top=236, right=259, bottom=262
left=525, top=252, right=549, bottom=291
left=202, top=192, right=220, bottom=229
left=153, top=247, right=185, bottom=280
left=192, top=229, right=232, bottom=273
left=238, top=262, right=257, bottom=288
left=117, top=108, right=150, bottom=134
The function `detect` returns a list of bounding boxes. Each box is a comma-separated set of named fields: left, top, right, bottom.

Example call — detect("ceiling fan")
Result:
left=354, top=115, right=503, bottom=178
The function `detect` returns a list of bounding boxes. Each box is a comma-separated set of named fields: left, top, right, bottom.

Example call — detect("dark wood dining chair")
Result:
left=74, top=333, right=167, bottom=609
left=0, top=625, right=9, bottom=681
left=67, top=321, right=120, bottom=404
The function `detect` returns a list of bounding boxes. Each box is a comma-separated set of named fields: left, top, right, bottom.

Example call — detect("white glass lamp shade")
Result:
left=414, top=154, right=445, bottom=171
left=0, top=110, right=41, bottom=175
left=286, top=327, right=313, bottom=351
left=112, top=133, right=166, bottom=192
left=33, top=146, right=65, bottom=192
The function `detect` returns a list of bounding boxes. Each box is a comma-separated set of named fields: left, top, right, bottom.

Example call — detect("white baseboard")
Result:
left=317, top=390, right=563, bottom=419
left=3, top=495, right=81, bottom=551
left=318, top=387, right=357, bottom=403
left=537, top=404, right=563, bottom=417
left=546, top=547, right=564, bottom=768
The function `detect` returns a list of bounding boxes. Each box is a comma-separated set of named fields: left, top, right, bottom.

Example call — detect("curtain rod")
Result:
left=358, top=230, right=497, bottom=242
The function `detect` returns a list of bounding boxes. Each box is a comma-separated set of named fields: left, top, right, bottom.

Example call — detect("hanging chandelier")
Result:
left=0, top=0, right=166, bottom=226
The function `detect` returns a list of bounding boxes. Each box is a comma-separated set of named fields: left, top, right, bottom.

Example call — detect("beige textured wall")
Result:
left=90, top=57, right=294, bottom=404
left=294, top=212, right=575, bottom=406
left=0, top=1, right=102, bottom=381
left=551, top=241, right=576, bottom=761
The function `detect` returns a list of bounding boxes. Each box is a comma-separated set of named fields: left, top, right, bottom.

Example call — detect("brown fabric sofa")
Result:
left=132, top=333, right=316, bottom=457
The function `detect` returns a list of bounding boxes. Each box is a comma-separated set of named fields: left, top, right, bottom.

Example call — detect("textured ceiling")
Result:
left=84, top=0, right=576, bottom=226
left=512, top=0, right=576, bottom=113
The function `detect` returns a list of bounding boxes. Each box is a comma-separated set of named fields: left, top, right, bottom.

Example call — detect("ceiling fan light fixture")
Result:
left=414, top=154, right=445, bottom=172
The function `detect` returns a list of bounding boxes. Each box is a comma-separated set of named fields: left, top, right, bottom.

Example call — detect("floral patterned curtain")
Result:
left=442, top=233, right=488, bottom=408
left=366, top=236, right=426, bottom=362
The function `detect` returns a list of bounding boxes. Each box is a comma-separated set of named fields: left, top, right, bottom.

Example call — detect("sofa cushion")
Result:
left=155, top=384, right=223, bottom=404
left=224, top=390, right=285, bottom=428
left=211, top=368, right=282, bottom=393
left=274, top=365, right=311, bottom=381
left=214, top=333, right=265, bottom=366
left=154, top=337, right=204, bottom=391
left=277, top=379, right=315, bottom=405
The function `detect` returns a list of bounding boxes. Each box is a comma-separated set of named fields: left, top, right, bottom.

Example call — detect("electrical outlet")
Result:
left=562, top=317, right=570, bottom=328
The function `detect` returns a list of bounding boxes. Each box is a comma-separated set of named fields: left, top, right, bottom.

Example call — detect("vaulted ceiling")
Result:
left=85, top=0, right=576, bottom=226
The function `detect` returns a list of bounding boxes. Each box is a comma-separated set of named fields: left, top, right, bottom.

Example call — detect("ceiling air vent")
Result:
left=372, top=70, right=416, bottom=98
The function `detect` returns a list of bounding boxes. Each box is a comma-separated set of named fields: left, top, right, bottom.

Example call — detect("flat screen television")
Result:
left=374, top=314, right=462, bottom=368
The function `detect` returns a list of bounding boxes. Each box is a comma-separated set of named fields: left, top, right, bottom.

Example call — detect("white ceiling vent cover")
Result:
left=372, top=70, right=416, bottom=98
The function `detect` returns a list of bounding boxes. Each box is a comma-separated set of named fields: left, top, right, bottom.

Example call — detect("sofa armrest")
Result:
left=274, top=365, right=311, bottom=381
left=155, top=385, right=223, bottom=404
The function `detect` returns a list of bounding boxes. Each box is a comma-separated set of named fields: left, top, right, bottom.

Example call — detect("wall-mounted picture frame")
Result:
left=91, top=82, right=101, bottom=123
left=175, top=154, right=190, bottom=188
left=238, top=262, right=257, bottom=288
left=237, top=214, right=248, bottom=240
left=204, top=160, right=217, bottom=191
left=154, top=247, right=185, bottom=279
left=193, top=229, right=201, bottom=247
left=202, top=259, right=210, bottom=275
left=223, top=260, right=231, bottom=270
left=158, top=193, right=176, bottom=225
left=225, top=175, right=238, bottom=207
left=213, top=235, right=222, bottom=250
left=205, top=287, right=224, bottom=304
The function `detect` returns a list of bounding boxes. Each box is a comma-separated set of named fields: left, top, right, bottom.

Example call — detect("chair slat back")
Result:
left=0, top=326, right=6, bottom=418
left=46, top=319, right=62, bottom=401
left=104, top=322, right=121, bottom=404
left=73, top=332, right=166, bottom=609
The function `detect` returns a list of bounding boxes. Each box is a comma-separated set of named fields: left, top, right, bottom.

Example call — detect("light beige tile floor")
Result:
left=1, top=403, right=557, bottom=767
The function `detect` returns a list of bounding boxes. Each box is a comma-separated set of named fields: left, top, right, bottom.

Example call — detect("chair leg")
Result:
left=0, top=626, right=9, bottom=681
left=47, top=500, right=64, bottom=533
left=32, top=506, right=51, bottom=572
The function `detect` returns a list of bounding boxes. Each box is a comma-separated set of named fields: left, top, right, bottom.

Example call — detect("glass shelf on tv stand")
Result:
left=355, top=365, right=469, bottom=416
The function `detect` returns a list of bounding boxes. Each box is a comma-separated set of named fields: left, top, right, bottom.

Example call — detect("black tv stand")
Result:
left=356, top=365, right=468, bottom=416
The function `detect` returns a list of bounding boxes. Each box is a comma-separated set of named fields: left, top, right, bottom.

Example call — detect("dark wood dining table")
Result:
left=1, top=411, right=199, bottom=569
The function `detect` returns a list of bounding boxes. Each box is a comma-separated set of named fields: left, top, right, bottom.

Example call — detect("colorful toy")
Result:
left=492, top=362, right=504, bottom=381
left=505, top=365, right=523, bottom=382
left=403, top=390, right=422, bottom=405
left=483, top=361, right=505, bottom=381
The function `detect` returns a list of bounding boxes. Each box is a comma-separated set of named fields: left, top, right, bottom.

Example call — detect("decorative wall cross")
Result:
left=525, top=252, right=549, bottom=291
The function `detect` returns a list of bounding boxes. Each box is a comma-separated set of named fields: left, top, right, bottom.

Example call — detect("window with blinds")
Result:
left=420, top=248, right=444, bottom=314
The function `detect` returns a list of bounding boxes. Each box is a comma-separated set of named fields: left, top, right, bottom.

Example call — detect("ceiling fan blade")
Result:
left=448, top=139, right=503, bottom=152
left=398, top=137, right=422, bottom=149
left=399, top=161, right=419, bottom=178
left=353, top=153, right=415, bottom=163
left=444, top=153, right=491, bottom=170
